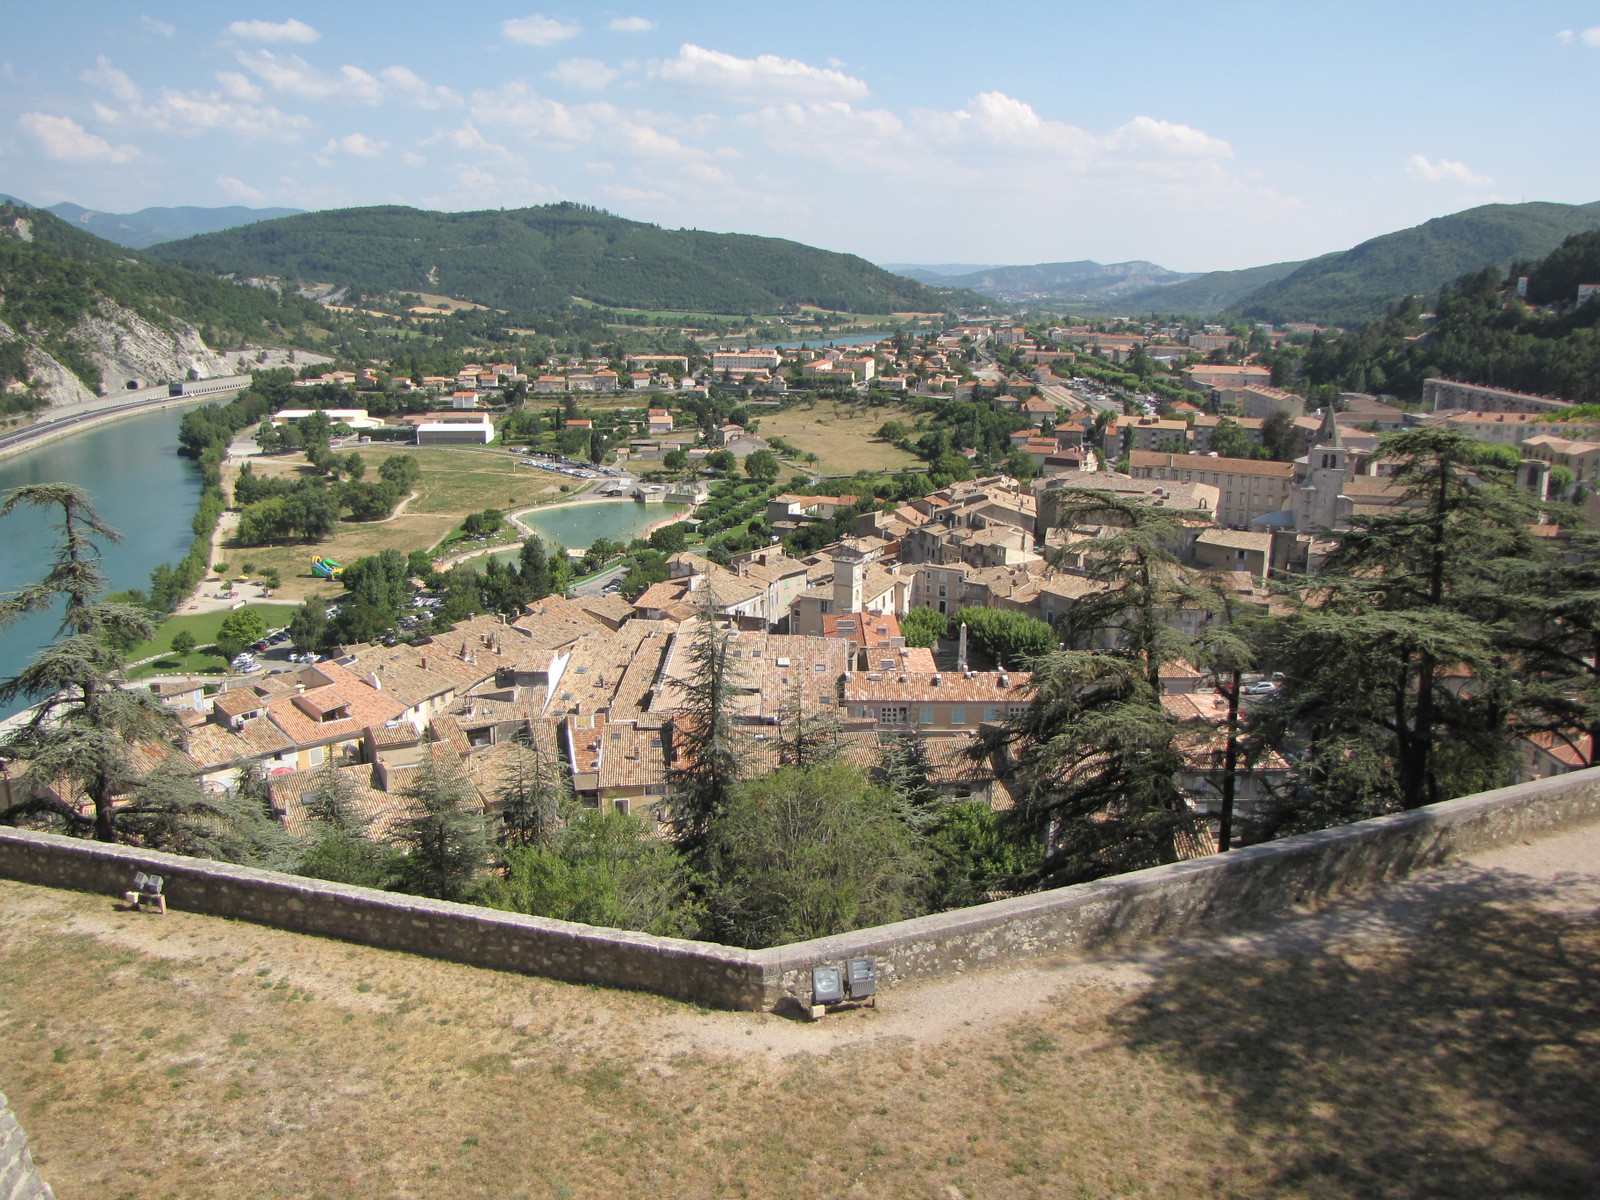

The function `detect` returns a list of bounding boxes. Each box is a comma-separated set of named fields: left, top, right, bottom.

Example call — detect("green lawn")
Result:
left=124, top=604, right=290, bottom=678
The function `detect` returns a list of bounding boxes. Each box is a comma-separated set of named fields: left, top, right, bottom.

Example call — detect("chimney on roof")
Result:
left=367, top=672, right=381, bottom=691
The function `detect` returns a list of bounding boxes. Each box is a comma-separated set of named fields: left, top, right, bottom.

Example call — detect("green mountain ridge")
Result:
left=1230, top=201, right=1600, bottom=326
left=146, top=203, right=972, bottom=316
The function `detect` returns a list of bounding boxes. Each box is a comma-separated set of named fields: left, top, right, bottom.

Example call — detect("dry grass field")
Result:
left=759, top=402, right=920, bottom=476
left=3, top=824, right=1597, bottom=1200
left=220, top=447, right=574, bottom=601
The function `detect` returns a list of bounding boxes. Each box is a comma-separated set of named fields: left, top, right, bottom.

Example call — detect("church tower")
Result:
left=832, top=540, right=867, bottom=614
left=1293, top=407, right=1350, bottom=531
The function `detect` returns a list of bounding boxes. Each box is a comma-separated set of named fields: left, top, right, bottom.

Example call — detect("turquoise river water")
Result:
left=0, top=406, right=204, bottom=717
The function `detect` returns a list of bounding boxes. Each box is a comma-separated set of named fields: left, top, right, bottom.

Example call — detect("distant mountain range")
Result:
left=0, top=196, right=303, bottom=249
left=888, top=201, right=1600, bottom=326
left=146, top=203, right=974, bottom=315
left=881, top=263, right=1002, bottom=282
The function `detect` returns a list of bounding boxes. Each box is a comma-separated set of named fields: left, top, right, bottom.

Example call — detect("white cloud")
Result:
left=235, top=51, right=459, bottom=108
left=119, top=89, right=313, bottom=140
left=502, top=14, right=581, bottom=46
left=1406, top=153, right=1493, bottom=186
left=377, top=65, right=460, bottom=110
left=654, top=44, right=869, bottom=102
left=216, top=174, right=264, bottom=202
left=548, top=58, right=619, bottom=90
left=402, top=150, right=425, bottom=167
left=470, top=82, right=591, bottom=141
left=227, top=18, right=319, bottom=44
left=1558, top=26, right=1600, bottom=45
left=421, top=120, right=516, bottom=164
left=214, top=70, right=262, bottom=101
left=139, top=14, right=175, bottom=37
left=320, top=132, right=388, bottom=158
left=608, top=17, right=655, bottom=32
left=82, top=55, right=141, bottom=103
left=19, top=112, right=140, bottom=163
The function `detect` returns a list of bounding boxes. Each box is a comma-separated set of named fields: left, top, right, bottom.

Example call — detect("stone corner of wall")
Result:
left=0, top=1092, right=56, bottom=1200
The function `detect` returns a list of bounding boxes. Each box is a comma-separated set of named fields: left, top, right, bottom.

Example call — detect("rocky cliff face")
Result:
left=2, top=209, right=230, bottom=409
left=72, top=301, right=230, bottom=394
left=3, top=303, right=228, bottom=409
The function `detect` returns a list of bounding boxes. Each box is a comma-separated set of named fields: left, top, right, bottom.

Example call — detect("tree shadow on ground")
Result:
left=1108, top=867, right=1600, bottom=1198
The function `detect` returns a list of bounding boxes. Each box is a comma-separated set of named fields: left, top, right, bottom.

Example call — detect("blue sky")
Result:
left=2, top=2, right=1598, bottom=271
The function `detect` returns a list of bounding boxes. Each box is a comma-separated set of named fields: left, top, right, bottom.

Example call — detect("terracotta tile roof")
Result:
left=1130, top=450, right=1294, bottom=479
left=271, top=764, right=412, bottom=840
left=212, top=687, right=267, bottom=718
left=262, top=661, right=407, bottom=748
left=843, top=670, right=1033, bottom=704
left=596, top=723, right=670, bottom=790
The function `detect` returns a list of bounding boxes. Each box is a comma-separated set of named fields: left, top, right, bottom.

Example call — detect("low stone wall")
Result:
left=0, top=831, right=764, bottom=1010
left=755, top=769, right=1600, bottom=1003
left=0, top=1093, right=55, bottom=1200
left=3, top=769, right=1598, bottom=1012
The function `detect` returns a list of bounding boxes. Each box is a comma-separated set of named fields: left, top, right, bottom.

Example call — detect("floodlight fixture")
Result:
left=811, top=965, right=844, bottom=1006
left=847, top=957, right=876, bottom=1000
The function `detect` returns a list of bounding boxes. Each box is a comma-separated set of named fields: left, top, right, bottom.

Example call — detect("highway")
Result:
left=0, top=375, right=251, bottom=458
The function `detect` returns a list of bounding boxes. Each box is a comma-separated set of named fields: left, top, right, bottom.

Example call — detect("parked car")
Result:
left=1244, top=681, right=1279, bottom=695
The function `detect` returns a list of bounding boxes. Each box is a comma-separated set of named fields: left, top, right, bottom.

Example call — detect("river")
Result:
left=0, top=406, right=203, bottom=717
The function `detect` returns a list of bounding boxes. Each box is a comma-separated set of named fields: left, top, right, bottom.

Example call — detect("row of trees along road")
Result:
left=4, top=426, right=1600, bottom=943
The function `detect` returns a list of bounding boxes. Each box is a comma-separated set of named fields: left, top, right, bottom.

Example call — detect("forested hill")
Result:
left=146, top=203, right=970, bottom=315
left=1229, top=201, right=1600, bottom=327
left=0, top=201, right=329, bottom=401
left=1262, top=229, right=1600, bottom=404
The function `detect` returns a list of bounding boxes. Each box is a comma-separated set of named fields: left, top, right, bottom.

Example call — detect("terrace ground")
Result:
left=3, top=821, right=1597, bottom=1199
left=759, top=400, right=921, bottom=476
left=216, top=446, right=579, bottom=603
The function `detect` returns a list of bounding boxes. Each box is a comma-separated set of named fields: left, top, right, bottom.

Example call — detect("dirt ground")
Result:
left=2, top=823, right=1598, bottom=1200
left=758, top=402, right=920, bottom=476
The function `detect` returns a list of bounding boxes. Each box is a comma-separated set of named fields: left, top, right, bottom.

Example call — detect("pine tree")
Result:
left=391, top=750, right=487, bottom=902
left=871, top=732, right=938, bottom=830
left=776, top=678, right=841, bottom=768
left=0, top=484, right=182, bottom=841
left=1257, top=427, right=1542, bottom=823
left=983, top=651, right=1195, bottom=887
left=979, top=489, right=1213, bottom=883
left=1044, top=490, right=1209, bottom=687
left=494, top=732, right=569, bottom=852
left=665, top=589, right=746, bottom=856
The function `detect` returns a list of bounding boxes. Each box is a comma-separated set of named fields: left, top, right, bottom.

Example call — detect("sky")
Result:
left=2, top=2, right=1598, bottom=273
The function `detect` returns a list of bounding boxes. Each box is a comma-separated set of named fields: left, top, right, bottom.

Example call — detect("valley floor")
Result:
left=2, top=822, right=1597, bottom=1199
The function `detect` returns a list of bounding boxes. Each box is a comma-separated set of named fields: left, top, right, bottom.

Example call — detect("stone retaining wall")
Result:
left=0, top=1093, right=55, bottom=1200
left=3, top=768, right=1598, bottom=1012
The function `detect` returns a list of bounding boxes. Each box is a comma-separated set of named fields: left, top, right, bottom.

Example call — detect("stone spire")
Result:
left=1318, top=405, right=1342, bottom=448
